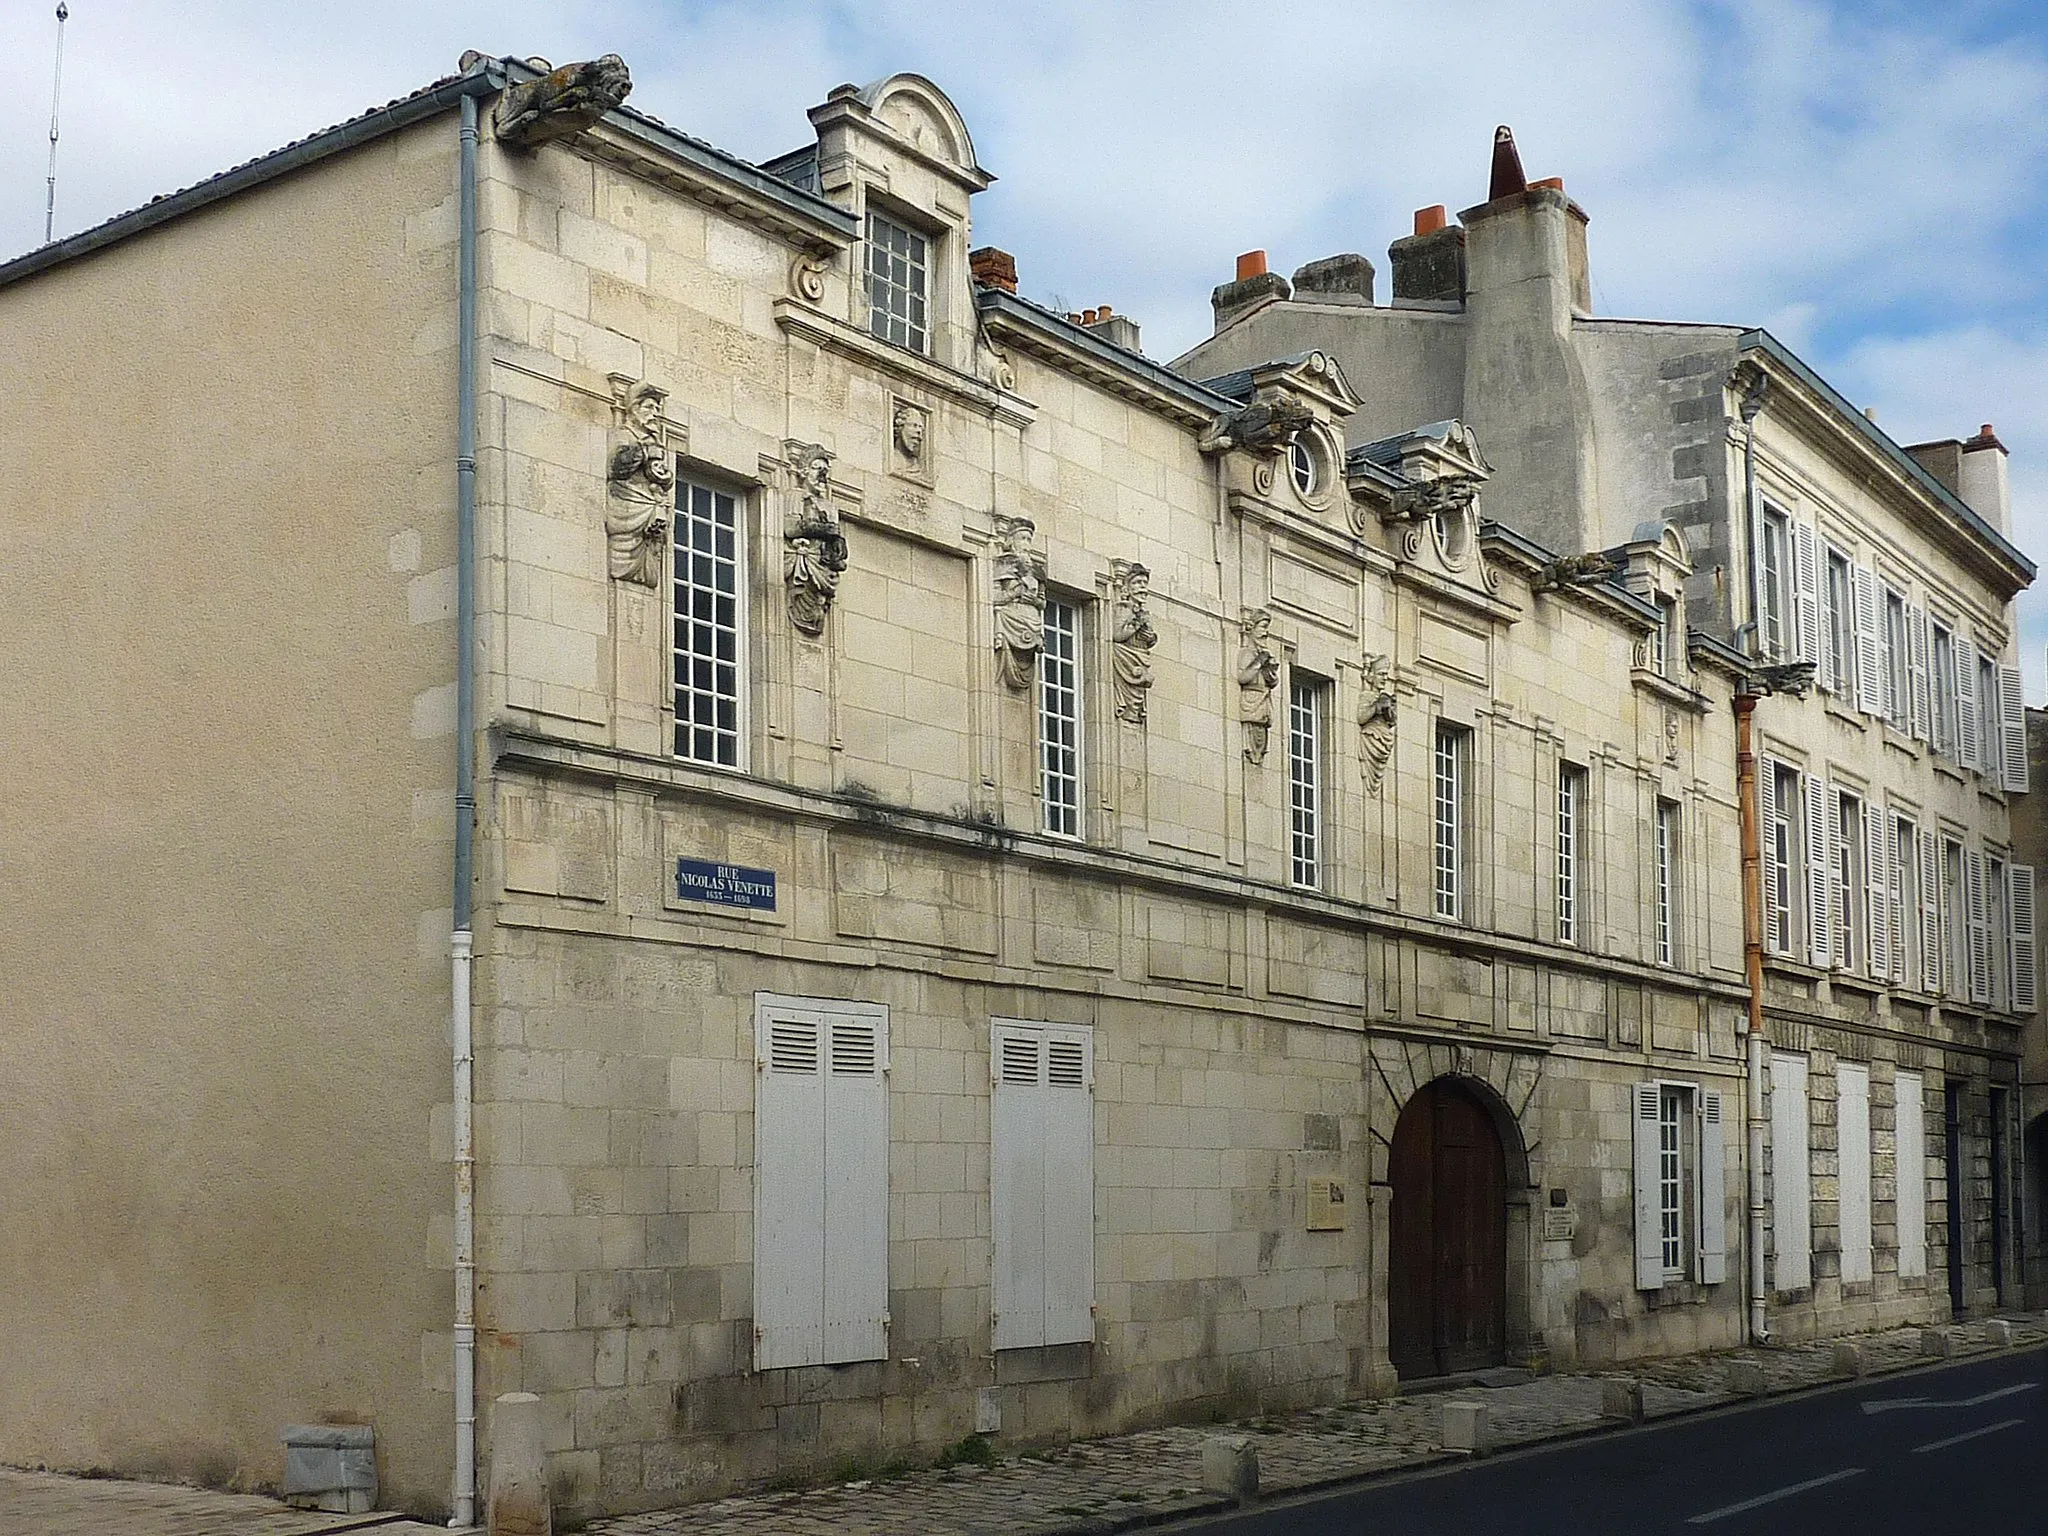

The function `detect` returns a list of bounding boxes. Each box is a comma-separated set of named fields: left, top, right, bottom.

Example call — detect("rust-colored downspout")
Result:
left=1735, top=689, right=1770, bottom=1343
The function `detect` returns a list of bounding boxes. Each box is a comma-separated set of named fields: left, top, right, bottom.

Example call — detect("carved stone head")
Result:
left=893, top=403, right=927, bottom=460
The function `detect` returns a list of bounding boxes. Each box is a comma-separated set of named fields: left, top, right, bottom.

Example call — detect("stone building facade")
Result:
left=1176, top=129, right=2036, bottom=1344
left=0, top=54, right=2011, bottom=1528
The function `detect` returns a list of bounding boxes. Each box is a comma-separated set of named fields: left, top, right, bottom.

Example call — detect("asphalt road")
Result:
left=1172, top=1345, right=2048, bottom=1535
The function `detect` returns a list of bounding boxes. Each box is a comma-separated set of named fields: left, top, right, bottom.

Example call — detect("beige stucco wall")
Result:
left=0, top=119, right=463, bottom=1512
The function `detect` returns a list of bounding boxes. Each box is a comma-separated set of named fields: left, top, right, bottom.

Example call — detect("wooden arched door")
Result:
left=1388, top=1078, right=1508, bottom=1379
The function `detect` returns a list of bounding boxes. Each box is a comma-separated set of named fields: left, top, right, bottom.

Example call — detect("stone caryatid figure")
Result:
left=991, top=515, right=1047, bottom=691
left=1358, top=652, right=1397, bottom=795
left=782, top=442, right=848, bottom=637
left=605, top=380, right=674, bottom=587
left=1110, top=560, right=1158, bottom=724
left=494, top=55, right=632, bottom=149
left=1237, top=607, right=1282, bottom=764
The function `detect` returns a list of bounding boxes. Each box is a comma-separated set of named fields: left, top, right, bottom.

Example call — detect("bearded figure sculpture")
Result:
left=991, top=516, right=1047, bottom=691
left=605, top=381, right=674, bottom=587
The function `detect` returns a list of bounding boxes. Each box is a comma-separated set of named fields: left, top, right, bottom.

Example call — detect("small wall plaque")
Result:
left=1543, top=1207, right=1576, bottom=1242
left=1306, top=1177, right=1347, bottom=1231
left=674, top=858, right=777, bottom=911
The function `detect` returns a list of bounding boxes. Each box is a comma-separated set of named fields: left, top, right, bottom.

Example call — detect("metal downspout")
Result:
left=451, top=83, right=481, bottom=1531
left=1735, top=692, right=1770, bottom=1345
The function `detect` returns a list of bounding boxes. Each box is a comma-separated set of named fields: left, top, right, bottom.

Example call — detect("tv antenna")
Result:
left=45, top=2, right=70, bottom=245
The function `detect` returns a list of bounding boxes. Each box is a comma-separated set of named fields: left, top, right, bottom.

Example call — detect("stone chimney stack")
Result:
left=1212, top=249, right=1291, bottom=331
left=1389, top=205, right=1466, bottom=305
left=1456, top=126, right=1600, bottom=553
left=1960, top=424, right=2011, bottom=535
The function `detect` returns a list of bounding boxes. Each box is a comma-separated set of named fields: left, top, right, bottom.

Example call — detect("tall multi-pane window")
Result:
left=1767, top=764, right=1797, bottom=954
left=1434, top=724, right=1466, bottom=920
left=1039, top=599, right=1083, bottom=838
left=1288, top=679, right=1324, bottom=889
left=1826, top=550, right=1855, bottom=696
left=1557, top=763, right=1586, bottom=945
left=672, top=479, right=742, bottom=767
left=864, top=211, right=929, bottom=353
left=1884, top=589, right=1909, bottom=728
left=1650, top=600, right=1672, bottom=676
left=1931, top=622, right=1956, bottom=756
left=1837, top=792, right=1864, bottom=975
left=1655, top=800, right=1678, bottom=966
left=1894, top=814, right=1918, bottom=989
left=1658, top=1086, right=1694, bottom=1279
left=1758, top=508, right=1790, bottom=659
left=1978, top=655, right=1999, bottom=773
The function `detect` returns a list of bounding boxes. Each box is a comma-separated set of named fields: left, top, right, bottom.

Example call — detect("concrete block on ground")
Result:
left=1200, top=1435, right=1259, bottom=1500
left=1920, top=1328, right=1953, bottom=1359
left=1601, top=1379, right=1645, bottom=1423
left=1985, top=1320, right=2012, bottom=1347
left=281, top=1423, right=376, bottom=1515
left=489, top=1392, right=552, bottom=1536
left=1830, top=1341, right=1864, bottom=1377
left=1442, top=1399, right=1491, bottom=1455
left=1726, top=1360, right=1766, bottom=1396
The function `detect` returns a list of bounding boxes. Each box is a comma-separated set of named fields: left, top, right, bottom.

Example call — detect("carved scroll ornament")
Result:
left=1237, top=608, right=1281, bottom=764
left=605, top=380, right=675, bottom=587
left=782, top=441, right=848, bottom=637
left=991, top=516, right=1047, bottom=691
left=1110, top=560, right=1158, bottom=724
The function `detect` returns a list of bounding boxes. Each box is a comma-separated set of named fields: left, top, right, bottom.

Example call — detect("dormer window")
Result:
left=1289, top=436, right=1319, bottom=498
left=865, top=211, right=929, bottom=354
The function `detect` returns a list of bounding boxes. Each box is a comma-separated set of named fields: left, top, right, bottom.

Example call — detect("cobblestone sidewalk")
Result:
left=590, top=1316, right=2047, bottom=1536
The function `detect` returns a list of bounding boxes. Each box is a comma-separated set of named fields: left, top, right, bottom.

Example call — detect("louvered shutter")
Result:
left=1633, top=1082, right=1665, bottom=1290
left=1837, top=1062, right=1872, bottom=1283
left=1792, top=523, right=1820, bottom=666
left=1908, top=607, right=1930, bottom=740
left=1852, top=566, right=1883, bottom=715
left=1041, top=1028, right=1096, bottom=1345
left=1698, top=1089, right=1727, bottom=1284
left=2008, top=864, right=2037, bottom=1014
left=1770, top=1053, right=1811, bottom=1293
left=1804, top=775, right=1830, bottom=966
left=1889, top=815, right=1909, bottom=985
left=754, top=1006, right=827, bottom=1370
left=1966, top=849, right=1990, bottom=1004
left=992, top=1021, right=1095, bottom=1350
left=1956, top=637, right=1981, bottom=771
left=1895, top=1071, right=1926, bottom=1279
left=822, top=1012, right=890, bottom=1363
left=1759, top=759, right=1782, bottom=953
left=1919, top=829, right=1941, bottom=994
left=1816, top=551, right=1838, bottom=693
left=1865, top=803, right=1890, bottom=980
left=1998, top=663, right=2028, bottom=793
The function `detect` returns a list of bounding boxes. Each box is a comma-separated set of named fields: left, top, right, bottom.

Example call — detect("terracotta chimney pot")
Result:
left=1236, top=250, right=1268, bottom=281
left=1532, top=176, right=1564, bottom=191
left=1098, top=303, right=1113, bottom=318
left=1414, top=205, right=1447, bottom=236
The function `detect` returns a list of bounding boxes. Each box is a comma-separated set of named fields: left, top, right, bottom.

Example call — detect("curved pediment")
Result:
left=855, top=74, right=983, bottom=175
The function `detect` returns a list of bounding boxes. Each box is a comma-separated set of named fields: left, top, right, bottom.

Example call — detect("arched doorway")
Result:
left=1388, top=1077, right=1508, bottom=1379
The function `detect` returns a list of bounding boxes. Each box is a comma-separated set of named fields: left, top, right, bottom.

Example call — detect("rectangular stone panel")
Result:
left=1145, top=901, right=1232, bottom=987
left=1416, top=609, right=1489, bottom=684
left=502, top=782, right=613, bottom=903
left=1033, top=880, right=1118, bottom=971
left=830, top=833, right=997, bottom=955
left=1414, top=944, right=1494, bottom=1028
left=1269, top=551, right=1358, bottom=634
left=1267, top=916, right=1366, bottom=1006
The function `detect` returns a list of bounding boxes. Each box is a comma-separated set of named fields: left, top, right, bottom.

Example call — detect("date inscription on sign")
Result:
left=675, top=858, right=777, bottom=911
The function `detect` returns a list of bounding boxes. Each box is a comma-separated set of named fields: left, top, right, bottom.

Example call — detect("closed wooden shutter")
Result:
left=1770, top=1053, right=1811, bottom=1293
left=991, top=1021, right=1095, bottom=1350
left=1804, top=775, right=1830, bottom=966
left=1966, top=849, right=1991, bottom=1004
left=1919, top=829, right=1942, bottom=994
left=1895, top=1071, right=1926, bottom=1279
left=1792, top=523, right=1820, bottom=667
left=1864, top=803, right=1890, bottom=980
left=1998, top=663, right=2028, bottom=793
left=1633, top=1082, right=1664, bottom=1290
left=1852, top=566, right=1882, bottom=716
left=1698, top=1089, right=1727, bottom=1284
left=1908, top=607, right=1930, bottom=741
left=753, top=997, right=889, bottom=1371
left=1956, top=637, right=1981, bottom=772
left=1838, top=1062, right=1872, bottom=1283
left=2008, top=864, right=2037, bottom=1014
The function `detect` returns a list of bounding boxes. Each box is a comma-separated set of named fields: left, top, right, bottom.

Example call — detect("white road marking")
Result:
left=1911, top=1417, right=2025, bottom=1453
left=1860, top=1382, right=2040, bottom=1415
left=1686, top=1467, right=1866, bottom=1524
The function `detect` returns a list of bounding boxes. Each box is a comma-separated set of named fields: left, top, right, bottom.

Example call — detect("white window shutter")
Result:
left=1853, top=566, right=1883, bottom=716
left=1791, top=523, right=1820, bottom=666
left=821, top=1011, right=890, bottom=1364
left=1999, top=663, right=2028, bottom=793
left=1956, top=637, right=1980, bottom=771
left=1919, top=829, right=1941, bottom=994
left=1837, top=1062, right=1872, bottom=1283
left=991, top=1024, right=1048, bottom=1351
left=1804, top=775, right=1830, bottom=966
left=2008, top=864, right=2037, bottom=1014
left=1759, top=759, right=1781, bottom=953
left=754, top=1007, right=828, bottom=1371
left=1770, top=1053, right=1811, bottom=1293
left=1889, top=815, right=1909, bottom=985
left=1041, top=1026, right=1096, bottom=1346
left=1908, top=607, right=1930, bottom=740
left=1816, top=552, right=1838, bottom=693
left=1633, top=1082, right=1665, bottom=1290
left=1966, top=849, right=1990, bottom=1004
left=1864, top=804, right=1890, bottom=980
left=1698, top=1089, right=1727, bottom=1284
left=1895, top=1071, right=1926, bottom=1279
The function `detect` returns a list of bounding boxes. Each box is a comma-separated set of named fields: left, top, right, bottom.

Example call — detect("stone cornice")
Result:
left=975, top=288, right=1236, bottom=431
left=773, top=299, right=1036, bottom=427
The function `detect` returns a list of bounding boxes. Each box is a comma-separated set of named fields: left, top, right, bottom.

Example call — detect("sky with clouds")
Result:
left=6, top=0, right=2047, bottom=691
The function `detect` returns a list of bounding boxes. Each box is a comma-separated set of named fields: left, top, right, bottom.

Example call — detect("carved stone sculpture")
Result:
left=1237, top=608, right=1281, bottom=764
left=495, top=55, right=632, bottom=149
left=782, top=442, right=848, bottom=637
left=1110, top=560, right=1158, bottom=724
left=605, top=380, right=674, bottom=586
left=1533, top=551, right=1622, bottom=592
left=1358, top=652, right=1397, bottom=795
left=1198, top=397, right=1316, bottom=457
left=991, top=516, right=1047, bottom=691
left=893, top=402, right=927, bottom=461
